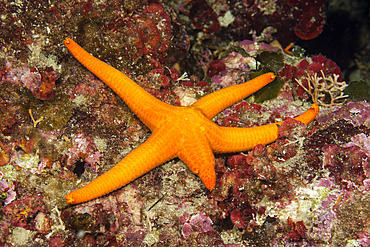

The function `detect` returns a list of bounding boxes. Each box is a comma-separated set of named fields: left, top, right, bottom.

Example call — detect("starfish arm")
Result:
left=65, top=128, right=178, bottom=204
left=208, top=104, right=319, bottom=153
left=275, top=103, right=319, bottom=125
left=191, top=73, right=276, bottom=119
left=64, top=38, right=175, bottom=131
left=209, top=124, right=279, bottom=153
left=178, top=134, right=216, bottom=191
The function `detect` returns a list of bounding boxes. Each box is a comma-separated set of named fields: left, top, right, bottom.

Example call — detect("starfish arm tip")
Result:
left=64, top=38, right=72, bottom=45
left=205, top=182, right=215, bottom=191
left=312, top=103, right=320, bottom=113
left=65, top=193, right=75, bottom=204
left=208, top=185, right=215, bottom=191
left=199, top=172, right=216, bottom=191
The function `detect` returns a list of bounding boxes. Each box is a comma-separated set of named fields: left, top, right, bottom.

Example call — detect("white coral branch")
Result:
left=295, top=70, right=348, bottom=107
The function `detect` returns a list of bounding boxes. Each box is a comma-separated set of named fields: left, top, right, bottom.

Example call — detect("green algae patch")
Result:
left=344, top=80, right=370, bottom=101
left=255, top=50, right=284, bottom=73
left=33, top=93, right=73, bottom=131
left=250, top=71, right=284, bottom=103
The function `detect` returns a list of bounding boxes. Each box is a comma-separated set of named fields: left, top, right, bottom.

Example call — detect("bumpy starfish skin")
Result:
left=64, top=38, right=319, bottom=204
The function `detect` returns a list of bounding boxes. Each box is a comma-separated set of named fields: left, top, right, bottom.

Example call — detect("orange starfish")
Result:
left=64, top=38, right=319, bottom=204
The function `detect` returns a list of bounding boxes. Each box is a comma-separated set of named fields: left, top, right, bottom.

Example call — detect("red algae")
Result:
left=207, top=60, right=226, bottom=78
left=293, top=0, right=326, bottom=40
left=189, top=0, right=220, bottom=33
left=3, top=195, right=49, bottom=230
left=32, top=67, right=60, bottom=101
left=278, top=54, right=344, bottom=101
